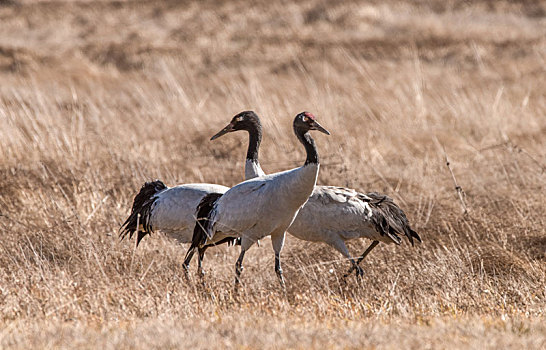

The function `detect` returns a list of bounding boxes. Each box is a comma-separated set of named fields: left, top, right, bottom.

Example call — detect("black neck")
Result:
left=245, top=120, right=262, bottom=162
left=295, top=127, right=319, bottom=165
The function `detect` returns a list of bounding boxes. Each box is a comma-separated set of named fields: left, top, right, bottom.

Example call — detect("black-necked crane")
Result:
left=209, top=111, right=421, bottom=277
left=120, top=181, right=238, bottom=275
left=186, top=112, right=330, bottom=285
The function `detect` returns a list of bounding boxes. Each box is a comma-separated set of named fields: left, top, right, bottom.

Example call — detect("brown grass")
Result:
left=0, top=0, right=545, bottom=348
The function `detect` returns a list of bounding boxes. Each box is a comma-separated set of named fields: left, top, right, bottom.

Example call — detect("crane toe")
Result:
left=197, top=267, right=206, bottom=278
left=355, top=265, right=364, bottom=278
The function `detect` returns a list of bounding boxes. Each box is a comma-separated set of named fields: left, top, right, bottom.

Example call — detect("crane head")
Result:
left=294, top=111, right=330, bottom=135
left=211, top=111, right=261, bottom=140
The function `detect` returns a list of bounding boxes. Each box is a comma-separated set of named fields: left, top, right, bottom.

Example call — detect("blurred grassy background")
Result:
left=0, top=0, right=545, bottom=348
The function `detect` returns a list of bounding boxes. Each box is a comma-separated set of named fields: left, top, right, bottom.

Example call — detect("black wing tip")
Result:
left=119, top=179, right=168, bottom=246
left=367, top=192, right=421, bottom=246
left=185, top=193, right=224, bottom=265
left=392, top=234, right=403, bottom=245
left=191, top=192, right=223, bottom=248
left=119, top=227, right=131, bottom=240
left=136, top=231, right=148, bottom=247
left=146, top=179, right=168, bottom=189
left=409, top=228, right=422, bottom=246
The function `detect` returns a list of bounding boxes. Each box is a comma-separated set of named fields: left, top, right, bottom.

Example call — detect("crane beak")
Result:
left=210, top=123, right=235, bottom=141
left=311, top=120, right=330, bottom=135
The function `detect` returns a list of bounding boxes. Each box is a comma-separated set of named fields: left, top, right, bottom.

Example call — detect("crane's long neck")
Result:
left=244, top=120, right=265, bottom=179
left=295, top=128, right=319, bottom=166
left=246, top=122, right=262, bottom=163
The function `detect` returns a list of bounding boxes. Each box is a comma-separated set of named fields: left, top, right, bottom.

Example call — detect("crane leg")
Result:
left=271, top=232, right=286, bottom=288
left=197, top=246, right=207, bottom=277
left=328, top=238, right=363, bottom=278
left=275, top=252, right=285, bottom=287
left=355, top=240, right=379, bottom=265
left=345, top=259, right=364, bottom=278
left=235, top=248, right=246, bottom=285
left=344, top=240, right=380, bottom=277
left=182, top=247, right=196, bottom=275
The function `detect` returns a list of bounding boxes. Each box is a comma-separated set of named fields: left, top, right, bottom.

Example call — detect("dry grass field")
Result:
left=0, top=0, right=545, bottom=348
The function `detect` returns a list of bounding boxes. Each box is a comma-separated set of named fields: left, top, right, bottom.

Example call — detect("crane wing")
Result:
left=208, top=179, right=270, bottom=237
left=295, top=186, right=374, bottom=233
left=151, top=184, right=228, bottom=232
left=312, top=186, right=359, bottom=204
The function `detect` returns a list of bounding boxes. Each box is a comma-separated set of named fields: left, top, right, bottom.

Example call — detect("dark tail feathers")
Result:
left=183, top=192, right=225, bottom=264
left=119, top=180, right=167, bottom=247
left=365, top=192, right=422, bottom=246
left=190, top=192, right=223, bottom=249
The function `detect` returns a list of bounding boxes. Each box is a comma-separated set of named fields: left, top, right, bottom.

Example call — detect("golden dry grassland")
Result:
left=0, top=0, right=545, bottom=348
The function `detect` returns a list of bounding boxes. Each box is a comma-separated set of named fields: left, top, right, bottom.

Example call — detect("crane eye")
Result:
left=303, top=116, right=309, bottom=122
left=235, top=116, right=243, bottom=122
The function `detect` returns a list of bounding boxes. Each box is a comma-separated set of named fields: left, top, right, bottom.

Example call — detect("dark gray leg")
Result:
left=182, top=246, right=196, bottom=274
left=345, top=258, right=364, bottom=278
left=197, top=246, right=207, bottom=277
left=275, top=251, right=285, bottom=287
left=235, top=248, right=246, bottom=285
left=356, top=240, right=380, bottom=265
left=271, top=232, right=286, bottom=288
left=344, top=240, right=379, bottom=277
left=328, top=238, right=362, bottom=278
